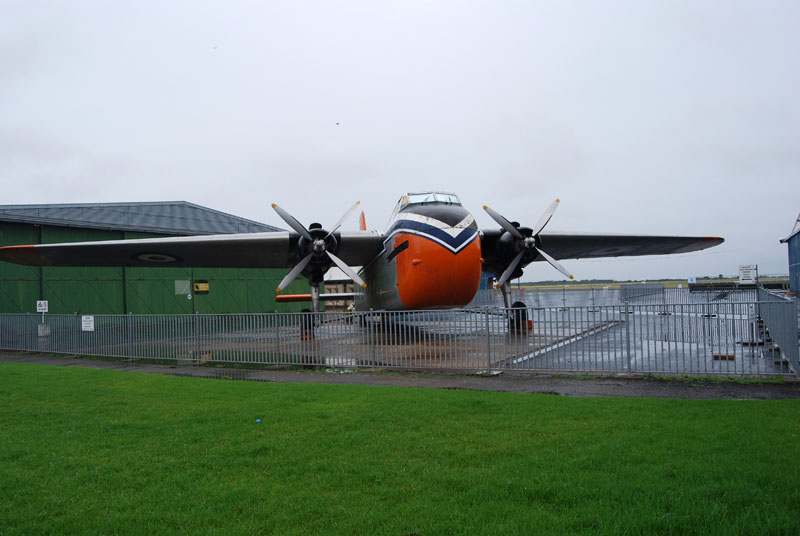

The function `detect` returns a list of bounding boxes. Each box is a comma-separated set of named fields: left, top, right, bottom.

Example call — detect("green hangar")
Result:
left=0, top=202, right=310, bottom=314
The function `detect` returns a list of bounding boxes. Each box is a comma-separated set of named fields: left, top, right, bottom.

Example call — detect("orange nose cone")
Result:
left=395, top=233, right=482, bottom=309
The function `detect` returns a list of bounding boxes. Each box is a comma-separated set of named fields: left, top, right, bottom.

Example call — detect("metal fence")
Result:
left=756, top=288, right=799, bottom=375
left=619, top=283, right=664, bottom=301
left=2, top=289, right=797, bottom=377
left=471, top=286, right=762, bottom=309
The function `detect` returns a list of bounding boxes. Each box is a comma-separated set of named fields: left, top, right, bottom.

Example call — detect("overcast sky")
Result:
left=2, top=1, right=798, bottom=281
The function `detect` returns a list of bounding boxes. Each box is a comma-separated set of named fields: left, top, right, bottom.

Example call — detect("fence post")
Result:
left=126, top=313, right=133, bottom=360
left=625, top=306, right=632, bottom=374
left=272, top=312, right=279, bottom=365
left=74, top=313, right=79, bottom=355
left=369, top=309, right=376, bottom=369
left=25, top=312, right=31, bottom=351
left=369, top=313, right=375, bottom=370
left=192, top=312, right=198, bottom=363
left=485, top=306, right=491, bottom=372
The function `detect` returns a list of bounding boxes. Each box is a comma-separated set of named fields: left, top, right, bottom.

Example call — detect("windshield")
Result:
left=387, top=192, right=463, bottom=230
left=405, top=192, right=460, bottom=205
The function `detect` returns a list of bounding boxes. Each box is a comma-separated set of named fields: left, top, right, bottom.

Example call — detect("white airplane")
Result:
left=0, top=192, right=723, bottom=312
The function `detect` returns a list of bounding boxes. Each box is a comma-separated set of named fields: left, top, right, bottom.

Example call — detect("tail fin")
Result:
left=359, top=211, right=367, bottom=231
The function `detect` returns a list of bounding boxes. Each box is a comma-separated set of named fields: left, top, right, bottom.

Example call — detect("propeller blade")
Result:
left=326, top=251, right=367, bottom=288
left=324, top=200, right=361, bottom=239
left=535, top=247, right=574, bottom=280
left=483, top=205, right=523, bottom=239
left=531, top=198, right=560, bottom=236
left=495, top=250, right=525, bottom=288
left=276, top=253, right=313, bottom=292
left=271, top=203, right=312, bottom=241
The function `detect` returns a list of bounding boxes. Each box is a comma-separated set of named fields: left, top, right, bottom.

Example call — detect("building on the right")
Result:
left=780, top=212, right=800, bottom=294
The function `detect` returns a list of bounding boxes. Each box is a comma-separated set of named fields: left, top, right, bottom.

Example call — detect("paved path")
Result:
left=2, top=351, right=799, bottom=399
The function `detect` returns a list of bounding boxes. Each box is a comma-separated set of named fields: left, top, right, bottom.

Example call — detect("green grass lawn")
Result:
left=1, top=363, right=798, bottom=535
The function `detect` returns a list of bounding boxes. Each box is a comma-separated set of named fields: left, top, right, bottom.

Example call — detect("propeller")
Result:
left=271, top=201, right=366, bottom=292
left=484, top=199, right=574, bottom=288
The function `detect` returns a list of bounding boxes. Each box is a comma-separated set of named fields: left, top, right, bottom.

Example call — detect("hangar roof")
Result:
left=780, top=212, right=800, bottom=243
left=0, top=201, right=282, bottom=236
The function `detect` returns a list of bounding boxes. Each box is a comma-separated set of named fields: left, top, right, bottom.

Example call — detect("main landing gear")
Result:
left=499, top=281, right=529, bottom=334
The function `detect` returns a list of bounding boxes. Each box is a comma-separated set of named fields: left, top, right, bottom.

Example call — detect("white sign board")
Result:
left=739, top=265, right=757, bottom=284
left=688, top=277, right=697, bottom=284
left=81, top=316, right=95, bottom=332
left=36, top=300, right=48, bottom=313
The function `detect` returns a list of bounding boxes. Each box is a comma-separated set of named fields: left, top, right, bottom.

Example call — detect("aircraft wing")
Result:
left=535, top=233, right=724, bottom=260
left=0, top=230, right=385, bottom=268
left=480, top=229, right=723, bottom=280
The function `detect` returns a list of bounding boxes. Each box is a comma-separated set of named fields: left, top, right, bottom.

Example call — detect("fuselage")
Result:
left=356, top=192, right=483, bottom=310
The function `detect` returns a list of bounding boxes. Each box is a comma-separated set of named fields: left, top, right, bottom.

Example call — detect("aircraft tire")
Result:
left=510, top=301, right=528, bottom=334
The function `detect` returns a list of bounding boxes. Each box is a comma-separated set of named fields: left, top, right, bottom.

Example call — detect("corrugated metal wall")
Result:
left=789, top=234, right=799, bottom=294
left=0, top=223, right=39, bottom=313
left=0, top=222, right=309, bottom=314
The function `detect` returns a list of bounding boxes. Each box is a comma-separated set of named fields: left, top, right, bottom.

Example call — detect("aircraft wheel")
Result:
left=510, top=301, right=529, bottom=334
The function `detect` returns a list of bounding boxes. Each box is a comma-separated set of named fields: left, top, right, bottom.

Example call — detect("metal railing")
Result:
left=756, top=288, right=799, bottom=375
left=471, top=286, right=762, bottom=309
left=1, top=293, right=797, bottom=377
left=619, top=283, right=664, bottom=301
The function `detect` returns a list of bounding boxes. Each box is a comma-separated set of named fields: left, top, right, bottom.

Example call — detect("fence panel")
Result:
left=757, top=289, right=799, bottom=374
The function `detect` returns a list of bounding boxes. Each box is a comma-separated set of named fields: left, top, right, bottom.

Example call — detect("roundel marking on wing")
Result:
left=135, top=252, right=180, bottom=263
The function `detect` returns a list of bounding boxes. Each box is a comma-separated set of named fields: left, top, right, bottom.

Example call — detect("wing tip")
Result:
left=672, top=236, right=725, bottom=254
left=703, top=236, right=724, bottom=242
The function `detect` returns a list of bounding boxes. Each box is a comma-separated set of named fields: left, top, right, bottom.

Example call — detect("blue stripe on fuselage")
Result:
left=385, top=219, right=479, bottom=253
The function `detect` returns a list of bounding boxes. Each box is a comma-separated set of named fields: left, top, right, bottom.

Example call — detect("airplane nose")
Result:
left=394, top=232, right=482, bottom=309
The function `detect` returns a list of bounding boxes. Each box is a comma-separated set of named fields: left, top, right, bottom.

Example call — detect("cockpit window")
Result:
left=407, top=193, right=434, bottom=204
left=387, top=192, right=464, bottom=230
left=403, top=192, right=460, bottom=207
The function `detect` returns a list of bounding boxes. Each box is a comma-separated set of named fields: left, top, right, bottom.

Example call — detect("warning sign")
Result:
left=81, top=316, right=95, bottom=332
left=193, top=281, right=210, bottom=294
left=739, top=265, right=757, bottom=284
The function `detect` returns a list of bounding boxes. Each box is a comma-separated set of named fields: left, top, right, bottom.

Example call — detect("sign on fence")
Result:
left=739, top=265, right=757, bottom=284
left=36, top=301, right=48, bottom=313
left=81, top=316, right=95, bottom=332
